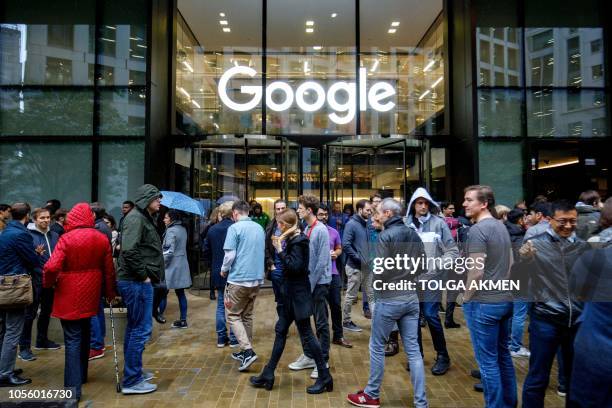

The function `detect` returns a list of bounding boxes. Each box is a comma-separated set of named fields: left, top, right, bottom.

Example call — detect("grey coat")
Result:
left=163, top=222, right=192, bottom=289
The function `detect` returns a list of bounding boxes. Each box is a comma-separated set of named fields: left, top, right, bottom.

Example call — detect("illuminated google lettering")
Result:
left=218, top=66, right=396, bottom=125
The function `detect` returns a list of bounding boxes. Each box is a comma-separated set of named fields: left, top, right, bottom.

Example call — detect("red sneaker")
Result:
left=347, top=390, right=381, bottom=407
left=88, top=349, right=105, bottom=361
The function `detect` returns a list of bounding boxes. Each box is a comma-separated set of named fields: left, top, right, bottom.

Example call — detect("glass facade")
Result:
left=0, top=0, right=146, bottom=209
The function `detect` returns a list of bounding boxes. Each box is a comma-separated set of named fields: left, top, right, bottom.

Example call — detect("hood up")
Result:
left=135, top=184, right=162, bottom=209
left=65, top=203, right=95, bottom=232
left=406, top=187, right=439, bottom=217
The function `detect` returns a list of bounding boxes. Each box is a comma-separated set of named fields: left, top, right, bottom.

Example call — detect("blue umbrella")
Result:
left=216, top=195, right=240, bottom=205
left=160, top=191, right=204, bottom=216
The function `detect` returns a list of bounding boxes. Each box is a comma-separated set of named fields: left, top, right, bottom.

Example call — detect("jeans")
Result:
left=326, top=274, right=343, bottom=341
left=0, top=308, right=25, bottom=378
left=419, top=301, right=448, bottom=357
left=215, top=288, right=236, bottom=343
left=37, top=287, right=54, bottom=344
left=364, top=301, right=427, bottom=408
left=174, top=289, right=188, bottom=321
left=509, top=301, right=529, bottom=352
left=117, top=280, right=153, bottom=388
left=61, top=318, right=91, bottom=399
left=464, top=301, right=517, bottom=408
left=522, top=315, right=576, bottom=408
left=20, top=280, right=41, bottom=349
left=90, top=297, right=106, bottom=351
left=342, top=265, right=362, bottom=323
left=305, top=284, right=330, bottom=362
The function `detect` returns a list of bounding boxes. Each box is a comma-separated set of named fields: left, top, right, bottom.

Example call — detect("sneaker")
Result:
left=510, top=347, right=531, bottom=358
left=88, top=349, right=105, bottom=361
left=18, top=349, right=36, bottom=362
left=431, top=354, right=450, bottom=376
left=217, top=339, right=229, bottom=348
left=229, top=339, right=240, bottom=348
left=310, top=363, right=330, bottom=379
left=474, top=383, right=483, bottom=392
left=171, top=320, right=188, bottom=329
left=143, top=370, right=155, bottom=382
left=122, top=380, right=158, bottom=395
left=34, top=340, right=61, bottom=350
left=347, top=390, right=381, bottom=408
left=231, top=351, right=245, bottom=361
left=557, top=385, right=567, bottom=397
left=343, top=321, right=363, bottom=332
left=363, top=309, right=372, bottom=319
left=239, top=349, right=258, bottom=372
left=288, top=354, right=316, bottom=371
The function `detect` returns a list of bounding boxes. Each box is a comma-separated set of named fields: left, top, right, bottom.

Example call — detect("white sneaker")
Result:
left=510, top=347, right=531, bottom=358
left=288, top=354, right=316, bottom=371
left=310, top=363, right=330, bottom=379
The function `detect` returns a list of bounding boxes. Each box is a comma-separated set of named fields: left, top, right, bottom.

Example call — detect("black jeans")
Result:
left=20, top=280, right=41, bottom=349
left=305, top=284, right=330, bottom=362
left=61, top=318, right=91, bottom=399
left=267, top=307, right=327, bottom=376
left=326, top=275, right=343, bottom=341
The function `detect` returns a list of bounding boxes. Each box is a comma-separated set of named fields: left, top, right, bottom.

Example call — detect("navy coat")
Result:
left=0, top=221, right=39, bottom=277
left=204, top=218, right=234, bottom=289
left=28, top=225, right=59, bottom=279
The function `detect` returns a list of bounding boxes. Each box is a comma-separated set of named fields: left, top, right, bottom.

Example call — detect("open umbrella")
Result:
left=216, top=195, right=240, bottom=205
left=160, top=191, right=204, bottom=216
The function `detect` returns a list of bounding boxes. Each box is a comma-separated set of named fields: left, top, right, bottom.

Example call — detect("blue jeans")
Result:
left=522, top=315, right=576, bottom=408
left=117, top=280, right=153, bottom=388
left=364, top=301, right=427, bottom=408
left=61, top=318, right=90, bottom=399
left=90, top=297, right=106, bottom=351
left=419, top=301, right=448, bottom=356
left=174, top=289, right=188, bottom=321
left=215, top=288, right=236, bottom=344
left=509, top=301, right=528, bottom=352
left=464, top=301, right=517, bottom=408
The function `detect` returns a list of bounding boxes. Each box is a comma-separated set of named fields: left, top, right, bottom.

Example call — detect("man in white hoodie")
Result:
left=405, top=188, right=459, bottom=376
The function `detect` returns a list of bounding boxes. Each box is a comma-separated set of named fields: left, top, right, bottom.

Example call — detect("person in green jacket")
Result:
left=116, top=184, right=164, bottom=395
left=250, top=202, right=270, bottom=230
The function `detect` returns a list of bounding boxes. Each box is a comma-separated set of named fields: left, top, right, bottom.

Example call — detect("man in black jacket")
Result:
left=519, top=200, right=590, bottom=407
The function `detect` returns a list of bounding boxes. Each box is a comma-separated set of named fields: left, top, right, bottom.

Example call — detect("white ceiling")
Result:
left=178, top=0, right=442, bottom=50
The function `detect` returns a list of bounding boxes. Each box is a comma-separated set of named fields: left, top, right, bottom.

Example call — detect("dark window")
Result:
left=47, top=25, right=74, bottom=49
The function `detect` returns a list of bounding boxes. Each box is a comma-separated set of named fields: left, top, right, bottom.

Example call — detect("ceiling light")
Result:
left=431, top=76, right=443, bottom=88
left=306, top=28, right=314, bottom=33
left=191, top=100, right=201, bottom=109
left=388, top=28, right=397, bottom=34
left=306, top=20, right=314, bottom=26
left=178, top=87, right=190, bottom=98
left=423, top=60, right=435, bottom=71
left=223, top=27, right=231, bottom=33
left=220, top=20, right=228, bottom=25
left=331, top=13, right=337, bottom=18
left=313, top=46, right=322, bottom=50
left=181, top=61, right=194, bottom=73
left=391, top=21, right=400, bottom=27
left=219, top=12, right=225, bottom=17
left=270, top=167, right=278, bottom=170
left=418, top=89, right=431, bottom=100
left=370, top=59, right=379, bottom=72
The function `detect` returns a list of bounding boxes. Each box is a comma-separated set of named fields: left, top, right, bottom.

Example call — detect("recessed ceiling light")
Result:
left=306, top=28, right=314, bottom=33
left=223, top=27, right=231, bottom=33
left=331, top=13, right=337, bottom=18
left=391, top=21, right=400, bottom=27
left=313, top=46, right=322, bottom=50
left=306, top=20, right=314, bottom=26
left=388, top=28, right=397, bottom=34
left=219, top=12, right=225, bottom=17
left=220, top=20, right=228, bottom=25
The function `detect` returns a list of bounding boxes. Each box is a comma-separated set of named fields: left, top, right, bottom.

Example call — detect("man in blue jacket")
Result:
left=0, top=203, right=39, bottom=387
left=18, top=208, right=60, bottom=362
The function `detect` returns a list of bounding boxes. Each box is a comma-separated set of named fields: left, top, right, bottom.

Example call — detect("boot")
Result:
left=249, top=366, right=275, bottom=391
left=431, top=353, right=450, bottom=376
left=384, top=330, right=399, bottom=357
left=306, top=368, right=333, bottom=394
left=444, top=319, right=461, bottom=329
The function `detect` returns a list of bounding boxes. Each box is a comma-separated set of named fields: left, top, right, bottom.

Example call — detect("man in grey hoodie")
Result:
left=405, top=187, right=459, bottom=376
left=288, top=195, right=332, bottom=380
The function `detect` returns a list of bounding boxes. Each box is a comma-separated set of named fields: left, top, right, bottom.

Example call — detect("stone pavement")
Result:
left=9, top=290, right=565, bottom=407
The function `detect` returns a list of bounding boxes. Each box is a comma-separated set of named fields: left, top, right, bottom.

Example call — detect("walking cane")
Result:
left=108, top=301, right=122, bottom=393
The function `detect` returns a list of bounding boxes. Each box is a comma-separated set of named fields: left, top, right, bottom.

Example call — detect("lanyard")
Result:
left=306, top=220, right=318, bottom=239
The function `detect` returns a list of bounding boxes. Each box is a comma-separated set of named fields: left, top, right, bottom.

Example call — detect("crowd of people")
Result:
left=0, top=184, right=611, bottom=407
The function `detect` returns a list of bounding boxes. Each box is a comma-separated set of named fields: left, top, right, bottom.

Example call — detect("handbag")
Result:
left=0, top=274, right=33, bottom=308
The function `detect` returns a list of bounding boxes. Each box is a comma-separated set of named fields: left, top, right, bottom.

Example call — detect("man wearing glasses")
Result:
left=518, top=200, right=590, bottom=407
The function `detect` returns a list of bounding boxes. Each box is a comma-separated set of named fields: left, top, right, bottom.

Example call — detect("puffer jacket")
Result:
left=0, top=220, right=39, bottom=277
left=576, top=204, right=601, bottom=240
left=117, top=184, right=165, bottom=283
left=374, top=216, right=425, bottom=303
left=43, top=203, right=117, bottom=320
left=522, top=229, right=590, bottom=327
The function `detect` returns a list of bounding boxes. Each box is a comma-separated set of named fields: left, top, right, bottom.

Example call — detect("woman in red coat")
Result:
left=43, top=203, right=117, bottom=401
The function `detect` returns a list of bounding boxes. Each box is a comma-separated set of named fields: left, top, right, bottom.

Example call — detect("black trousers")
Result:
left=61, top=318, right=91, bottom=399
left=326, top=275, right=343, bottom=342
left=305, top=284, right=330, bottom=362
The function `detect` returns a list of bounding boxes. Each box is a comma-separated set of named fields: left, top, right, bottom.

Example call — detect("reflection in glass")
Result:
left=193, top=146, right=247, bottom=205
left=478, top=141, right=524, bottom=206
left=477, top=27, right=522, bottom=86
left=99, top=88, right=146, bottom=136
left=478, top=89, right=522, bottom=137
left=0, top=142, right=92, bottom=206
